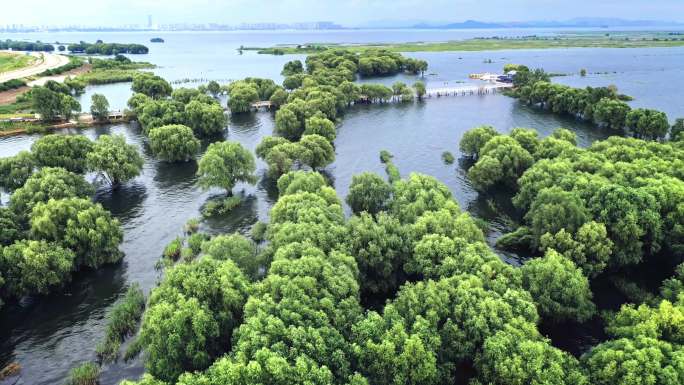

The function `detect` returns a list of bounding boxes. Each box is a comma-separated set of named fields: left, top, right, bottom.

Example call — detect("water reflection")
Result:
left=95, top=181, right=148, bottom=222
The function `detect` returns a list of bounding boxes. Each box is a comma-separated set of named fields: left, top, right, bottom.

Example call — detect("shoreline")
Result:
left=244, top=34, right=684, bottom=54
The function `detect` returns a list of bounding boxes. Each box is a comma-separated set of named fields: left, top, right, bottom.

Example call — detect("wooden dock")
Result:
left=251, top=101, right=273, bottom=110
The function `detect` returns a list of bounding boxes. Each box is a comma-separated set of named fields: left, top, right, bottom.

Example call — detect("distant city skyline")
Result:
left=2, top=0, right=684, bottom=28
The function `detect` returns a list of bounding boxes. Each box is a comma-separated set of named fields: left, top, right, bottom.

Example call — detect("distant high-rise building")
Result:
left=147, top=15, right=152, bottom=29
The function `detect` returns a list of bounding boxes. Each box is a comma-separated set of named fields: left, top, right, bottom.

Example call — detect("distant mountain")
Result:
left=401, top=18, right=684, bottom=29
left=414, top=20, right=505, bottom=29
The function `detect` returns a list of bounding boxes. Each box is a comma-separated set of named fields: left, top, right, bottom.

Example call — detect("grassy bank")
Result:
left=0, top=52, right=36, bottom=73
left=246, top=32, right=684, bottom=54
left=72, top=58, right=155, bottom=85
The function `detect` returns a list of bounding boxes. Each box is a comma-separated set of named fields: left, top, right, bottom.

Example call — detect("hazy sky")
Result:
left=3, top=0, right=684, bottom=26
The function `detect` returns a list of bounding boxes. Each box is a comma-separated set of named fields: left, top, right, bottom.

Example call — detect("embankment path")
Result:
left=0, top=51, right=70, bottom=83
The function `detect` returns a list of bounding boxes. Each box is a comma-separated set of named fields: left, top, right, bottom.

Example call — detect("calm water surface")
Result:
left=0, top=29, right=682, bottom=385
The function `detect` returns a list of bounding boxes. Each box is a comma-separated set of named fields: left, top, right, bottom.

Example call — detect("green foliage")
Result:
left=31, top=86, right=81, bottom=121
left=391, top=173, right=457, bottom=223
left=66, top=362, right=99, bottom=385
left=521, top=250, right=596, bottom=322
left=0, top=239, right=75, bottom=298
left=352, top=312, right=439, bottom=385
left=148, top=124, right=200, bottom=162
left=475, top=321, right=589, bottom=385
left=90, top=93, right=110, bottom=121
left=300, top=134, right=335, bottom=169
left=68, top=41, right=149, bottom=54
left=551, top=127, right=577, bottom=145
left=29, top=197, right=123, bottom=268
left=227, top=81, right=260, bottom=113
left=96, top=283, right=146, bottom=363
left=132, top=73, right=172, bottom=99
left=250, top=221, right=268, bottom=242
left=183, top=99, right=226, bottom=136
left=30, top=134, right=93, bottom=173
left=539, top=221, right=613, bottom=278
left=671, top=118, right=684, bottom=141
left=525, top=186, right=589, bottom=244
left=163, top=237, right=183, bottom=261
left=9, top=167, right=94, bottom=217
left=346, top=212, right=410, bottom=296
left=467, top=135, right=533, bottom=191
left=593, top=97, right=631, bottom=131
left=441, top=151, right=455, bottom=164
left=625, top=108, right=670, bottom=140
left=269, top=87, right=289, bottom=108
left=196, top=141, right=256, bottom=193
left=281, top=59, right=304, bottom=76
left=206, top=80, right=221, bottom=97
left=346, top=172, right=393, bottom=215
left=140, top=257, right=250, bottom=382
left=459, top=125, right=499, bottom=158
left=581, top=336, right=684, bottom=385
left=1, top=152, right=39, bottom=193
left=304, top=114, right=337, bottom=141
left=87, top=134, right=144, bottom=187
left=413, top=81, right=426, bottom=99
left=201, top=233, right=258, bottom=277
left=0, top=208, right=23, bottom=246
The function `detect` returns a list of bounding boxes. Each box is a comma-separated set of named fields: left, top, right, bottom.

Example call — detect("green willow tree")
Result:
left=148, top=124, right=200, bottom=162
left=29, top=197, right=123, bottom=268
left=90, top=93, right=110, bottom=121
left=196, top=141, right=256, bottom=194
left=87, top=134, right=144, bottom=188
left=30, top=134, right=93, bottom=173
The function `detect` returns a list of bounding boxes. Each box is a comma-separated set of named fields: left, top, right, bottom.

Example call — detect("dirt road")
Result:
left=0, top=51, right=70, bottom=83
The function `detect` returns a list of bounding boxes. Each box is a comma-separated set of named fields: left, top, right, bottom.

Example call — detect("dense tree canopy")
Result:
left=0, top=240, right=75, bottom=299
left=346, top=172, right=393, bottom=215
left=30, top=134, right=93, bottom=173
left=87, top=134, right=144, bottom=187
left=9, top=167, right=94, bottom=217
left=139, top=256, right=250, bottom=382
left=183, top=99, right=226, bottom=136
left=521, top=250, right=596, bottom=322
left=29, top=197, right=123, bottom=268
left=196, top=141, right=256, bottom=193
left=132, top=73, right=173, bottom=99
left=148, top=124, right=200, bottom=162
left=120, top=59, right=684, bottom=385
left=0, top=151, right=35, bottom=192
left=31, top=85, right=81, bottom=121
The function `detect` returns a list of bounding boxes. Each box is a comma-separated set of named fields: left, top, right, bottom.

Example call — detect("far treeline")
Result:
left=507, top=64, right=682, bottom=140
left=0, top=39, right=149, bottom=54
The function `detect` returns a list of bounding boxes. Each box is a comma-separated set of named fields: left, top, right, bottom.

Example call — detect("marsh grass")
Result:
left=95, top=284, right=145, bottom=363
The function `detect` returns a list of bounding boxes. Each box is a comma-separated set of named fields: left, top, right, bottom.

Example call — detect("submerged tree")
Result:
left=196, top=141, right=256, bottom=194
left=87, top=134, right=144, bottom=188
left=148, top=124, right=200, bottom=162
left=30, top=134, right=93, bottom=173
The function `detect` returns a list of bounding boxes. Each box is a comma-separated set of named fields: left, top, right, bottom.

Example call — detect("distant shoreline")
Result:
left=244, top=32, right=684, bottom=54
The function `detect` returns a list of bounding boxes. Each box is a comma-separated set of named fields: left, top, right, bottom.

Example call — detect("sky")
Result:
left=2, top=0, right=684, bottom=26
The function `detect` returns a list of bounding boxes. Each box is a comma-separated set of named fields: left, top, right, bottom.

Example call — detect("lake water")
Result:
left=0, top=29, right=683, bottom=385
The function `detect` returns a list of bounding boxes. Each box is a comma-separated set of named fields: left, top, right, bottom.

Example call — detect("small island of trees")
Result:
left=67, top=41, right=149, bottom=54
